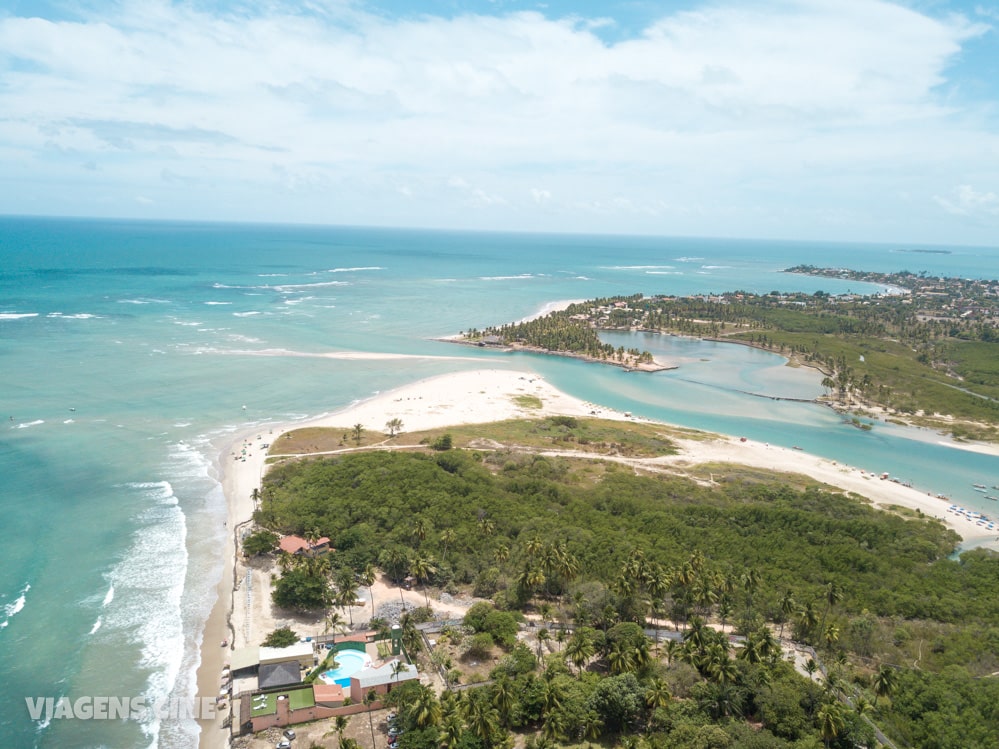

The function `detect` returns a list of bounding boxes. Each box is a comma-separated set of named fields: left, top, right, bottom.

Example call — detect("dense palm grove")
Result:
left=250, top=427, right=999, bottom=748
left=462, top=304, right=656, bottom=367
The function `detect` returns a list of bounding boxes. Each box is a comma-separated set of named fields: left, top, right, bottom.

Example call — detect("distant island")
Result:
left=457, top=268, right=999, bottom=441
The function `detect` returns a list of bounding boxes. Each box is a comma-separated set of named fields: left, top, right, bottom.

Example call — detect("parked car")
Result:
left=388, top=727, right=403, bottom=737
left=276, top=741, right=291, bottom=749
left=388, top=742, right=399, bottom=749
left=283, top=729, right=296, bottom=739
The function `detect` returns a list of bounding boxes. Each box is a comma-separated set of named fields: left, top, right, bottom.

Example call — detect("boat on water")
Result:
left=973, top=486, right=987, bottom=493
left=987, top=496, right=998, bottom=502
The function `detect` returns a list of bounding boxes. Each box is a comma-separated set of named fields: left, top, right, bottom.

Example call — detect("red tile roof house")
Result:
left=278, top=535, right=331, bottom=556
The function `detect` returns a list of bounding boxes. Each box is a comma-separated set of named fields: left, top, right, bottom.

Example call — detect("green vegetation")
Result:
left=261, top=626, right=299, bottom=648
left=461, top=271, right=999, bottom=436
left=513, top=394, right=543, bottom=409
left=254, top=440, right=999, bottom=747
left=242, top=529, right=279, bottom=556
left=462, top=294, right=656, bottom=367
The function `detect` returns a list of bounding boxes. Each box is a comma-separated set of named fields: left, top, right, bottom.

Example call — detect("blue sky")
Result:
left=1, top=0, right=997, bottom=244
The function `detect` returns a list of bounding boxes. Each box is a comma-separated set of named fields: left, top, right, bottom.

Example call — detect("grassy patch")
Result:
left=270, top=417, right=685, bottom=459
left=512, top=393, right=543, bottom=409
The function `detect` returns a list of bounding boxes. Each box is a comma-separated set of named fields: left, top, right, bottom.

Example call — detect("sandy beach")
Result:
left=195, top=367, right=999, bottom=748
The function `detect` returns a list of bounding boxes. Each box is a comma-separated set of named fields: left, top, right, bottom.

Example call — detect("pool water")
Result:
left=320, top=649, right=372, bottom=687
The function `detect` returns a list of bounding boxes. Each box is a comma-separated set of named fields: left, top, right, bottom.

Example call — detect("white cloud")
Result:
left=934, top=185, right=999, bottom=217
left=0, top=1, right=995, bottom=242
left=531, top=188, right=551, bottom=204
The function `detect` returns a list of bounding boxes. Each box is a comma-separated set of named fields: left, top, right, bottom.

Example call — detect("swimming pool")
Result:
left=319, top=649, right=373, bottom=687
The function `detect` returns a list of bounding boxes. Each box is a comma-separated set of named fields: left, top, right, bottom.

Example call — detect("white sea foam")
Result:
left=257, top=273, right=288, bottom=277
left=675, top=256, right=705, bottom=262
left=602, top=265, right=676, bottom=270
left=1, top=582, right=31, bottom=630
left=102, top=480, right=188, bottom=748
left=16, top=420, right=44, bottom=429
left=47, top=312, right=102, bottom=319
left=0, top=312, right=39, bottom=320
left=89, top=617, right=102, bottom=635
left=268, top=280, right=349, bottom=292
left=203, top=301, right=232, bottom=305
left=233, top=311, right=261, bottom=317
left=63, top=419, right=75, bottom=424
left=119, top=298, right=171, bottom=304
left=479, top=274, right=535, bottom=281
left=701, top=265, right=733, bottom=270
left=173, top=321, right=202, bottom=327
left=646, top=271, right=682, bottom=275
left=327, top=266, right=384, bottom=273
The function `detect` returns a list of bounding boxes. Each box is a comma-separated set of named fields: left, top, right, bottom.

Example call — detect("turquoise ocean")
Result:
left=2, top=216, right=998, bottom=748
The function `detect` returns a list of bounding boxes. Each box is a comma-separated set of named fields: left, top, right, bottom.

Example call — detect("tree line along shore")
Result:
left=456, top=267, right=999, bottom=442
left=240, top=416, right=999, bottom=749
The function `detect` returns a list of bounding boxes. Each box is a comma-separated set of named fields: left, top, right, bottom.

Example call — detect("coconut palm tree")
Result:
left=872, top=664, right=897, bottom=707
left=798, top=600, right=820, bottom=640
left=777, top=589, right=796, bottom=639
left=823, top=624, right=840, bottom=650
left=817, top=702, right=845, bottom=748
left=525, top=534, right=545, bottom=560
left=410, top=555, right=438, bottom=607
left=477, top=516, right=495, bottom=538
left=565, top=631, right=594, bottom=675
left=352, top=423, right=364, bottom=445
left=536, top=627, right=550, bottom=661
left=662, top=639, right=681, bottom=667
left=360, top=564, right=377, bottom=620
left=438, top=712, right=463, bottom=749
left=645, top=677, right=671, bottom=711
left=411, top=516, right=429, bottom=545
left=385, top=417, right=403, bottom=437
left=608, top=641, right=635, bottom=674
left=363, top=689, right=378, bottom=749
left=581, top=710, right=603, bottom=740
left=391, top=659, right=408, bottom=685
left=491, top=675, right=515, bottom=726
left=333, top=715, right=348, bottom=745
left=325, top=610, right=345, bottom=636
left=805, top=658, right=819, bottom=681
left=412, top=684, right=442, bottom=728
left=335, top=569, right=359, bottom=626
left=439, top=528, right=456, bottom=562
left=819, top=582, right=843, bottom=639
left=738, top=634, right=760, bottom=665
left=493, top=543, right=509, bottom=565
left=462, top=696, right=500, bottom=746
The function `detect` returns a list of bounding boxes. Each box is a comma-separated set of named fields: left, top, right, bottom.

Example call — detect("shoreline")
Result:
left=194, top=368, right=999, bottom=748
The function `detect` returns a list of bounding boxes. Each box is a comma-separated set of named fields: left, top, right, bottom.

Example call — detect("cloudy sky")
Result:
left=1, top=0, right=997, bottom=244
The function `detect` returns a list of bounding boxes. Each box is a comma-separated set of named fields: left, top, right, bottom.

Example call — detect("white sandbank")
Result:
left=197, top=368, right=997, bottom=749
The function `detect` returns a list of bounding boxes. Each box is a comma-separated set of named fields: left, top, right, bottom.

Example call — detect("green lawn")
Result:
left=250, top=686, right=315, bottom=716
